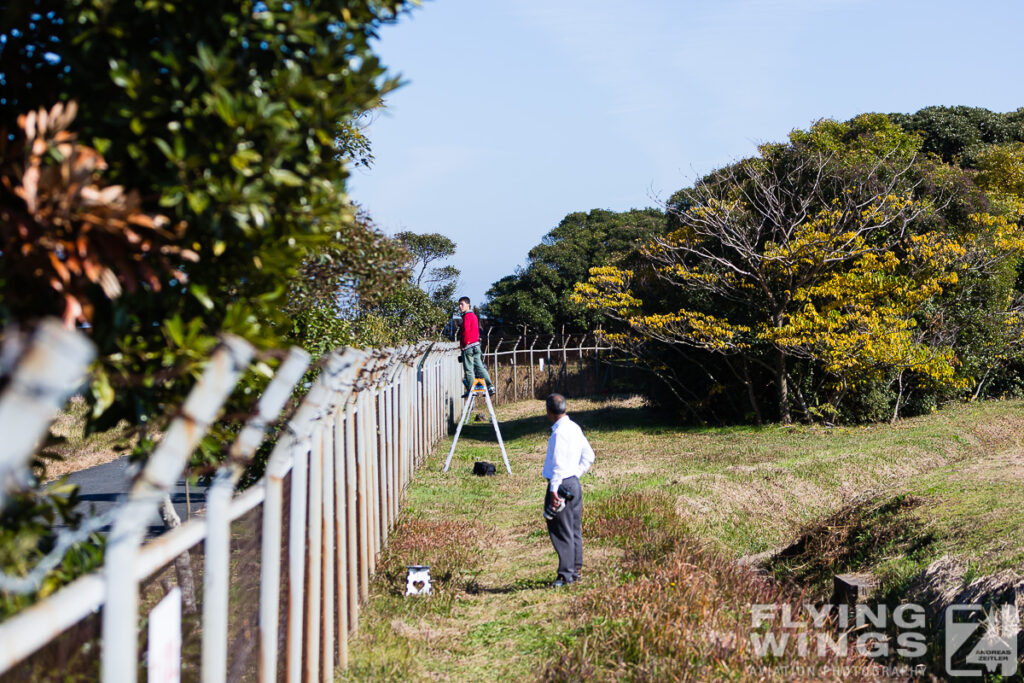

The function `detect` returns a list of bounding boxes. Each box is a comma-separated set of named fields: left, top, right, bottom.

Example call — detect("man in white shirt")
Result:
left=542, top=393, right=595, bottom=587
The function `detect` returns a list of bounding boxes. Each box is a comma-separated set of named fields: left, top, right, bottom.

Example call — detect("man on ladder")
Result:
left=443, top=296, right=509, bottom=474
left=451, top=296, right=495, bottom=399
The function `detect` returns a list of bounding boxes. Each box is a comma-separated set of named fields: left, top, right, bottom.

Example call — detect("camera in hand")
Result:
left=543, top=489, right=574, bottom=520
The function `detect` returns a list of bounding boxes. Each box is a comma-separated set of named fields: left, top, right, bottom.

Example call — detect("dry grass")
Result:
left=42, top=397, right=134, bottom=481
left=547, top=492, right=883, bottom=682
left=342, top=395, right=1024, bottom=681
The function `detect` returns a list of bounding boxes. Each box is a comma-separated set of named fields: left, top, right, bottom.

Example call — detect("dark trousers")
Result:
left=545, top=476, right=582, bottom=582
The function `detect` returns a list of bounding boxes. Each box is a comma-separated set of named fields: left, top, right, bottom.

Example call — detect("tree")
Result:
left=1, top=0, right=414, bottom=436
left=574, top=115, right=1024, bottom=424
left=889, top=106, right=1024, bottom=167
left=394, top=231, right=460, bottom=310
left=483, top=208, right=665, bottom=333
left=284, top=211, right=410, bottom=359
left=285, top=226, right=460, bottom=353
left=0, top=0, right=416, bottom=613
left=396, top=231, right=456, bottom=286
left=368, top=230, right=460, bottom=340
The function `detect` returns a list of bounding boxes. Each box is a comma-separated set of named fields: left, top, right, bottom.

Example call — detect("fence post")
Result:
left=320, top=421, right=335, bottom=683
left=203, top=347, right=309, bottom=683
left=0, top=319, right=95, bottom=511
left=511, top=336, right=521, bottom=401
left=362, top=387, right=374, bottom=602
left=392, top=380, right=400, bottom=513
left=561, top=329, right=568, bottom=394
left=546, top=336, right=555, bottom=390
left=368, top=364, right=381, bottom=567
left=344, top=397, right=359, bottom=632
left=286, top=409, right=308, bottom=683
left=333, top=404, right=349, bottom=669
left=577, top=336, right=584, bottom=390
left=376, top=372, right=388, bottom=547
left=305, top=423, right=323, bottom=683
left=396, top=361, right=406, bottom=505
left=529, top=336, right=537, bottom=399
left=416, top=346, right=425, bottom=465
left=379, top=359, right=391, bottom=537
left=102, top=336, right=253, bottom=683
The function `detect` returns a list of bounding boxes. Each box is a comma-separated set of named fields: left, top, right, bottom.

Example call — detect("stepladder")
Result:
left=443, top=378, right=511, bottom=474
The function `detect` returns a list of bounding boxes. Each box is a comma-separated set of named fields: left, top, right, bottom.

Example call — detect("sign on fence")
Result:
left=147, top=587, right=181, bottom=683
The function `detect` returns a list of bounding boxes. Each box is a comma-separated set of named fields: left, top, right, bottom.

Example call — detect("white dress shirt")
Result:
left=542, top=415, right=596, bottom=493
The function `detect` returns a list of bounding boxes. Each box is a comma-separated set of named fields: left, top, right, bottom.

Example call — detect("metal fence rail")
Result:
left=476, top=332, right=615, bottom=403
left=0, top=322, right=463, bottom=681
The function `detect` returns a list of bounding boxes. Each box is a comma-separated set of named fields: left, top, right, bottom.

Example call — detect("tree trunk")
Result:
left=742, top=358, right=763, bottom=425
left=772, top=310, right=792, bottom=424
left=776, top=348, right=791, bottom=424
left=891, top=370, right=908, bottom=425
left=159, top=494, right=198, bottom=614
left=785, top=371, right=812, bottom=423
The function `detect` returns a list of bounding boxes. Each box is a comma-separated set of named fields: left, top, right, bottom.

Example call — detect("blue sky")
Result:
left=351, top=0, right=1024, bottom=307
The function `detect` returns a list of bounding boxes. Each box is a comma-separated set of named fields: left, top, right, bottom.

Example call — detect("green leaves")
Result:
left=269, top=167, right=304, bottom=187
left=90, top=370, right=115, bottom=419
left=484, top=208, right=666, bottom=333
left=1, top=0, right=416, bottom=443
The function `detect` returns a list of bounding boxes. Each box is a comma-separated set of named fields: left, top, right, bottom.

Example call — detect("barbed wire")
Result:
left=0, top=343, right=454, bottom=597
left=0, top=504, right=128, bottom=595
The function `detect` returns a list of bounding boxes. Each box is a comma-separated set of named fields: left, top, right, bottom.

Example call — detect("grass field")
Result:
left=341, top=395, right=1024, bottom=681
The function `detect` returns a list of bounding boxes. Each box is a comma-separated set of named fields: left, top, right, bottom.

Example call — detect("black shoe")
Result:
left=551, top=578, right=572, bottom=588
left=487, top=386, right=496, bottom=396
left=461, top=390, right=470, bottom=399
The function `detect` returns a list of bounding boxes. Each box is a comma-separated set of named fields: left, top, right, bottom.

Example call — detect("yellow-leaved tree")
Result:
left=574, top=116, right=1024, bottom=424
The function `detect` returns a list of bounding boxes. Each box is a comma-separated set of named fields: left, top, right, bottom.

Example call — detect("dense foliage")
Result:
left=285, top=226, right=459, bottom=356
left=889, top=106, right=1024, bottom=167
left=0, top=0, right=416, bottom=611
left=363, top=232, right=459, bottom=342
left=483, top=208, right=664, bottom=334
left=574, top=114, right=1024, bottom=424
left=1, top=0, right=412, bottom=431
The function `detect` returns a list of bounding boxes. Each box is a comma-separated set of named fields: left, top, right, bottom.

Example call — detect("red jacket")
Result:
left=460, top=311, right=480, bottom=349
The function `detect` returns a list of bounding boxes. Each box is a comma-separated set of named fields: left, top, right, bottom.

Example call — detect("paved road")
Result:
left=65, top=456, right=211, bottom=536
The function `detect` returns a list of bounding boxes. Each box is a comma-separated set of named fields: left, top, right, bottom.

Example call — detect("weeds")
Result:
left=546, top=492, right=880, bottom=682
left=376, top=517, right=486, bottom=593
left=586, top=489, right=688, bottom=568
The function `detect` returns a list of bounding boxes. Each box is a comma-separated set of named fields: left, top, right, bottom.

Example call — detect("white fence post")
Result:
left=205, top=347, right=310, bottom=683
left=1, top=340, right=463, bottom=681
left=102, top=335, right=254, bottom=683
left=332, top=403, right=349, bottom=668
left=0, top=320, right=95, bottom=510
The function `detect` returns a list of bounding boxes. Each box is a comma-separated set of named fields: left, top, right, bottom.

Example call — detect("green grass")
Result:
left=340, top=396, right=1024, bottom=681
